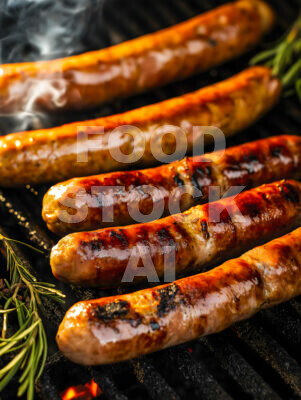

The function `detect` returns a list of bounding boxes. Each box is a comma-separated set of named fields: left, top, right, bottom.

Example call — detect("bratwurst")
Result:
left=43, top=135, right=301, bottom=235
left=0, top=67, right=280, bottom=186
left=56, top=227, right=301, bottom=365
left=50, top=180, right=301, bottom=287
left=0, top=0, right=274, bottom=113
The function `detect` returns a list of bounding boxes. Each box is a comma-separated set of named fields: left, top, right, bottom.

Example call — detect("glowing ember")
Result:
left=60, top=379, right=102, bottom=400
left=88, top=380, right=101, bottom=397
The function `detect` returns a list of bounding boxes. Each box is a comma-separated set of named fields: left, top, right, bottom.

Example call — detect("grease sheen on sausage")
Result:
left=56, top=227, right=301, bottom=365
left=0, top=0, right=274, bottom=114
left=50, top=180, right=301, bottom=287
left=0, top=67, right=280, bottom=187
left=43, top=135, right=301, bottom=235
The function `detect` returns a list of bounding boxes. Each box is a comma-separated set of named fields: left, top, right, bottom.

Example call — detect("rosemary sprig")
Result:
left=0, top=234, right=65, bottom=400
left=251, top=14, right=301, bottom=101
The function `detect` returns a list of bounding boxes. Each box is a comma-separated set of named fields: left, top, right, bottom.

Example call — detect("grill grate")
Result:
left=0, top=0, right=300, bottom=399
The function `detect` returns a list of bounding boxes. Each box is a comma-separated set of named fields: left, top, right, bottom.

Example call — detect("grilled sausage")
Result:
left=56, top=227, right=301, bottom=365
left=0, top=0, right=274, bottom=114
left=50, top=180, right=301, bottom=287
left=0, top=67, right=280, bottom=187
left=43, top=135, right=301, bottom=235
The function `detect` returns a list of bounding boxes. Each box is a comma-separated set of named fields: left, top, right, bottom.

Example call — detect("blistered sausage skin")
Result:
left=50, top=180, right=301, bottom=287
left=56, top=227, right=301, bottom=365
left=0, top=0, right=274, bottom=114
left=0, top=67, right=280, bottom=187
left=43, top=135, right=301, bottom=235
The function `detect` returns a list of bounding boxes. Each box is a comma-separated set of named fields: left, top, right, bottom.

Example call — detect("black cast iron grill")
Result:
left=0, top=0, right=301, bottom=399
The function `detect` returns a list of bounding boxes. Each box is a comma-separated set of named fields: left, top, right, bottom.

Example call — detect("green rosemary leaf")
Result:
left=15, top=300, right=25, bottom=328
left=282, top=58, right=301, bottom=86
left=0, top=236, right=44, bottom=255
left=251, top=14, right=301, bottom=101
left=0, top=308, right=16, bottom=314
left=250, top=47, right=278, bottom=65
left=19, top=337, right=37, bottom=384
left=35, top=326, right=47, bottom=381
left=0, top=342, right=29, bottom=355
left=0, top=318, right=32, bottom=344
left=296, top=79, right=301, bottom=101
left=0, top=347, right=28, bottom=378
left=0, top=357, right=23, bottom=392
left=0, top=319, right=40, bottom=358
left=0, top=235, right=65, bottom=399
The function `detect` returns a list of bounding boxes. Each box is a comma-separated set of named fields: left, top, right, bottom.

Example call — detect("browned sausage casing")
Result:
left=56, top=227, right=301, bottom=365
left=0, top=0, right=274, bottom=113
left=43, top=135, right=301, bottom=235
left=50, top=180, right=301, bottom=287
left=0, top=67, right=280, bottom=187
